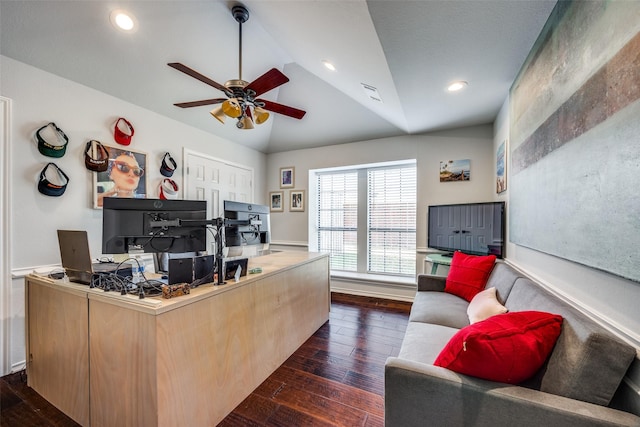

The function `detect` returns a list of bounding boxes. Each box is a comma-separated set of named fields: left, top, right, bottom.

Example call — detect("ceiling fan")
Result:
left=168, top=4, right=306, bottom=129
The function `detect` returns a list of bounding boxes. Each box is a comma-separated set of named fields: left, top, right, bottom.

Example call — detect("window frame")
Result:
left=309, top=159, right=417, bottom=278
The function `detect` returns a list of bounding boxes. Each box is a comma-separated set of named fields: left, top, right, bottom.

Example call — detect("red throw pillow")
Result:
left=434, top=311, right=563, bottom=384
left=444, top=252, right=496, bottom=302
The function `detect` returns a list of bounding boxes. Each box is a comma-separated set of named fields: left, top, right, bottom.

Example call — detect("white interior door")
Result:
left=184, top=150, right=253, bottom=216
left=184, top=149, right=253, bottom=251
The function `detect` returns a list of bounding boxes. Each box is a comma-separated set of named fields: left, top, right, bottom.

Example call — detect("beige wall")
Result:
left=266, top=124, right=495, bottom=296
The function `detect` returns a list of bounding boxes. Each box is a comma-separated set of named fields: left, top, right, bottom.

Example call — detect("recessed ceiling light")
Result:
left=322, top=60, right=336, bottom=71
left=110, top=9, right=137, bottom=32
left=447, top=81, right=468, bottom=92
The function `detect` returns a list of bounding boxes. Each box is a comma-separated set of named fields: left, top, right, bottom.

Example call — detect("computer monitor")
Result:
left=223, top=200, right=270, bottom=248
left=102, top=197, right=208, bottom=254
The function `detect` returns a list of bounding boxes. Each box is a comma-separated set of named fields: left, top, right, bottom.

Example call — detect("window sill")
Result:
left=330, top=271, right=416, bottom=288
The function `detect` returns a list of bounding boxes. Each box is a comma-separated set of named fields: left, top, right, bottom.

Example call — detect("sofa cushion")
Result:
left=505, top=279, right=637, bottom=406
left=410, top=291, right=470, bottom=329
left=445, top=252, right=496, bottom=302
left=467, top=287, right=508, bottom=324
left=433, top=311, right=563, bottom=384
left=398, top=322, right=459, bottom=365
left=484, top=262, right=522, bottom=303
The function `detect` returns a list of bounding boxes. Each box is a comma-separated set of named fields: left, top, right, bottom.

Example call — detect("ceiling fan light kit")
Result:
left=238, top=115, right=254, bottom=129
left=253, top=107, right=270, bottom=124
left=168, top=4, right=306, bottom=130
left=209, top=106, right=227, bottom=124
left=221, top=98, right=243, bottom=118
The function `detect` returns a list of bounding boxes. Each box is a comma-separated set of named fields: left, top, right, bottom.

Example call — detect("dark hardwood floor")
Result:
left=0, top=293, right=411, bottom=426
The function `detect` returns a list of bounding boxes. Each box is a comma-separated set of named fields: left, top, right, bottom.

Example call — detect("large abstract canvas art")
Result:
left=509, top=0, right=640, bottom=282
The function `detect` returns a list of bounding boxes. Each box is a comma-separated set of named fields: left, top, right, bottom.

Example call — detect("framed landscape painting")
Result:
left=439, top=159, right=470, bottom=182
left=497, top=140, right=507, bottom=193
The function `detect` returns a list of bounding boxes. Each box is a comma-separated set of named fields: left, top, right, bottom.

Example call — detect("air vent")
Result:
left=361, top=83, right=383, bottom=103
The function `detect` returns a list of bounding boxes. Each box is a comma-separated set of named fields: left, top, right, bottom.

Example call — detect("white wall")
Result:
left=266, top=125, right=496, bottom=299
left=494, top=97, right=640, bottom=346
left=1, top=56, right=267, bottom=373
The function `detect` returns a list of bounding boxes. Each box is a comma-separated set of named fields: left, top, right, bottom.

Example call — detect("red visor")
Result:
left=114, top=117, right=135, bottom=145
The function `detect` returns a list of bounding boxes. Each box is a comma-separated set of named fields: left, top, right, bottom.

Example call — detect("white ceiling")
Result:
left=0, top=0, right=556, bottom=154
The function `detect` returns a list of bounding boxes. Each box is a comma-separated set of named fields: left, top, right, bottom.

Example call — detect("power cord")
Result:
left=90, top=258, right=163, bottom=298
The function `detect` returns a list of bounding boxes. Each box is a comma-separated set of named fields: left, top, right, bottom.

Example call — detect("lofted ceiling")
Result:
left=0, top=0, right=556, bottom=154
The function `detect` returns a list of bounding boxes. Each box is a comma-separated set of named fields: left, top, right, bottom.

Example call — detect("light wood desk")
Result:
left=25, top=251, right=330, bottom=426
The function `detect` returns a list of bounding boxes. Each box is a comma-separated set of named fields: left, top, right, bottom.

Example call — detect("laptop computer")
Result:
left=57, top=230, right=132, bottom=285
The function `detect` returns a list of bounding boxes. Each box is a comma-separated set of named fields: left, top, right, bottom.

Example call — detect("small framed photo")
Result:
left=280, top=166, right=295, bottom=189
left=93, top=145, right=148, bottom=209
left=269, top=191, right=284, bottom=212
left=290, top=190, right=305, bottom=212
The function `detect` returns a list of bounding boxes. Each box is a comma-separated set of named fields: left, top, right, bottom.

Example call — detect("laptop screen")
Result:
left=57, top=230, right=93, bottom=274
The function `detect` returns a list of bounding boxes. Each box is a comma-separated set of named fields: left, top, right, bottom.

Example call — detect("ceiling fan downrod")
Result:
left=232, top=5, right=249, bottom=82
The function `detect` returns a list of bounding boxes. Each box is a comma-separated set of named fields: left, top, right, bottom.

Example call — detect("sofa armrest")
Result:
left=385, top=357, right=640, bottom=427
left=416, top=274, right=446, bottom=292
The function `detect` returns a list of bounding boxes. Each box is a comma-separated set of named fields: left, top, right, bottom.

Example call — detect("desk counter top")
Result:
left=28, top=251, right=329, bottom=315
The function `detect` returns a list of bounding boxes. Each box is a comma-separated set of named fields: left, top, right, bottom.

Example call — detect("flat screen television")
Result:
left=223, top=200, right=270, bottom=247
left=102, top=197, right=208, bottom=254
left=427, top=201, right=505, bottom=258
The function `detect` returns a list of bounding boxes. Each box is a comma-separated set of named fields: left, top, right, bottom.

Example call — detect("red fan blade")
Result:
left=168, top=63, right=228, bottom=93
left=174, top=98, right=226, bottom=108
left=245, top=68, right=289, bottom=97
left=259, top=99, right=306, bottom=119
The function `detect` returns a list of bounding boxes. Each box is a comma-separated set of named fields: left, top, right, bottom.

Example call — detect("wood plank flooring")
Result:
left=0, top=292, right=411, bottom=426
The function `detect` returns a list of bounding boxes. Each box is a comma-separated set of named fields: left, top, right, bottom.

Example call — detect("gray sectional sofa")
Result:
left=385, top=261, right=640, bottom=426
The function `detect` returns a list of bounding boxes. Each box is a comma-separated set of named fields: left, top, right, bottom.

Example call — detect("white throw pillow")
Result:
left=467, top=287, right=508, bottom=324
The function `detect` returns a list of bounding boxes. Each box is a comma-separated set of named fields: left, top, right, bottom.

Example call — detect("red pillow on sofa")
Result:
left=433, top=311, right=563, bottom=384
left=444, top=252, right=497, bottom=302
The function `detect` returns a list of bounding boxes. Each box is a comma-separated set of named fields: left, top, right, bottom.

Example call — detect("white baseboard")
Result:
left=269, top=240, right=308, bottom=248
left=11, top=361, right=25, bottom=374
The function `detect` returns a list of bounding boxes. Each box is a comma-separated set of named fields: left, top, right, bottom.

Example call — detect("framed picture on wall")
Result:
left=269, top=191, right=284, bottom=212
left=496, top=140, right=507, bottom=193
left=439, top=159, right=470, bottom=182
left=93, top=145, right=147, bottom=209
left=280, top=166, right=295, bottom=189
left=290, top=190, right=305, bottom=212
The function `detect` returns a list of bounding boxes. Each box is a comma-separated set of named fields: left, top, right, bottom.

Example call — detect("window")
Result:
left=312, top=160, right=416, bottom=277
left=316, top=172, right=358, bottom=271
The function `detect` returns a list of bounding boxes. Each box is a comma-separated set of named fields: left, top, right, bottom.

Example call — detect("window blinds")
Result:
left=316, top=172, right=358, bottom=271
left=367, top=165, right=416, bottom=275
